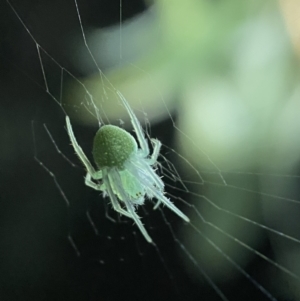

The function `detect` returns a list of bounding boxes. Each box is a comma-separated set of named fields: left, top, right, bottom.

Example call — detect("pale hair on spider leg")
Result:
left=65, top=93, right=189, bottom=243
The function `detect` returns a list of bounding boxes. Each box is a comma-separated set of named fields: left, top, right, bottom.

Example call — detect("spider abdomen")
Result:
left=92, top=125, right=137, bottom=169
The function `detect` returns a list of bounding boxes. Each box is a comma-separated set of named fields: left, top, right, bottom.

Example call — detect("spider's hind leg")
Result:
left=109, top=168, right=153, bottom=243
left=123, top=199, right=153, bottom=244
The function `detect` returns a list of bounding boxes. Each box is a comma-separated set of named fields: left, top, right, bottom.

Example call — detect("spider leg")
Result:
left=116, top=91, right=149, bottom=157
left=127, top=161, right=164, bottom=209
left=92, top=170, right=103, bottom=180
left=130, top=159, right=164, bottom=191
left=155, top=192, right=189, bottom=222
left=123, top=198, right=153, bottom=244
left=148, top=144, right=164, bottom=210
left=153, top=201, right=161, bottom=210
left=66, top=116, right=96, bottom=176
left=147, top=139, right=162, bottom=165
left=109, top=167, right=153, bottom=243
left=85, top=173, right=105, bottom=190
left=101, top=172, right=134, bottom=219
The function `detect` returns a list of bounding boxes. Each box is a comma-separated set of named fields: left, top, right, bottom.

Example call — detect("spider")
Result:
left=65, top=94, right=189, bottom=243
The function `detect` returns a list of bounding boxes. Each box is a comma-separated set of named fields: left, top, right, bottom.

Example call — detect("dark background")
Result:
left=0, top=1, right=299, bottom=300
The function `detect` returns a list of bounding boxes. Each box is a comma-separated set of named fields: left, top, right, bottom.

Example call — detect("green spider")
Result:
left=66, top=96, right=189, bottom=243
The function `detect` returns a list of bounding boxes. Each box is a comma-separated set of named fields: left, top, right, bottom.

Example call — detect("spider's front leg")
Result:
left=66, top=116, right=96, bottom=176
left=116, top=91, right=150, bottom=157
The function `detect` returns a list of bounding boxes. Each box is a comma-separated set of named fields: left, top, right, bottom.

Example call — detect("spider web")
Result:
left=1, top=1, right=300, bottom=301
